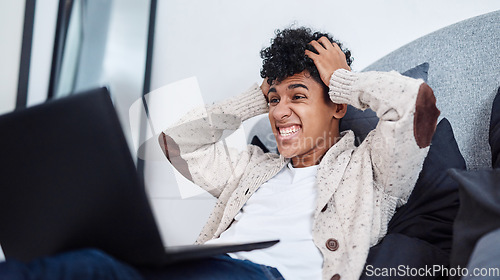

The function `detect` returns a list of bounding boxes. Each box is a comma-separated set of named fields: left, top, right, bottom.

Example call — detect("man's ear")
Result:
left=332, top=103, right=347, bottom=119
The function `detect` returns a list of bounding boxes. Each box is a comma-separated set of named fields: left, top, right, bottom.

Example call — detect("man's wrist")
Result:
left=328, top=69, right=360, bottom=107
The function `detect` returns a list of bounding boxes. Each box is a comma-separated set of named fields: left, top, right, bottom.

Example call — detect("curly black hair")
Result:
left=260, top=27, right=353, bottom=87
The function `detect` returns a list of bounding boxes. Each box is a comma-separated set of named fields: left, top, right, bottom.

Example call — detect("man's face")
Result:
left=266, top=71, right=345, bottom=167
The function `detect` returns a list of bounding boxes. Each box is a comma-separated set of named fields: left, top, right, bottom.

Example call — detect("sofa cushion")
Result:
left=364, top=118, right=465, bottom=277
left=447, top=168, right=500, bottom=279
left=362, top=233, right=449, bottom=280
left=463, top=228, right=500, bottom=280
left=388, top=118, right=465, bottom=252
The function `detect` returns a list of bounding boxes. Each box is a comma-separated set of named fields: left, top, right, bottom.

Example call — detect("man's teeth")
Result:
left=279, top=126, right=300, bottom=136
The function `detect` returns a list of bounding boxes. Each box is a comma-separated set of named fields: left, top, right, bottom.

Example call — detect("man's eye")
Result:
left=293, top=95, right=306, bottom=100
left=269, top=98, right=279, bottom=104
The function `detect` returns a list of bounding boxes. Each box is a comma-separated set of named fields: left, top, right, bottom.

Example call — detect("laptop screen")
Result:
left=0, top=88, right=166, bottom=266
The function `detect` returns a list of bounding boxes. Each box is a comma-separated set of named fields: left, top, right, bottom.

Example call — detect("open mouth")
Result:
left=278, top=125, right=301, bottom=138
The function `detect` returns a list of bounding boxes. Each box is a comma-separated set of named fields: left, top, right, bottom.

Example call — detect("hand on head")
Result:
left=305, top=36, right=351, bottom=86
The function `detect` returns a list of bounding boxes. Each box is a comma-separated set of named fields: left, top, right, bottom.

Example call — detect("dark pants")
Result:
left=0, top=249, right=284, bottom=280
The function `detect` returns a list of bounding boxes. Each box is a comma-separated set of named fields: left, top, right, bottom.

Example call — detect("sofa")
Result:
left=364, top=10, right=499, bottom=171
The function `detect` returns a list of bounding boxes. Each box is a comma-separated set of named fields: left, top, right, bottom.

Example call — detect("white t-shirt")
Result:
left=206, top=163, right=323, bottom=280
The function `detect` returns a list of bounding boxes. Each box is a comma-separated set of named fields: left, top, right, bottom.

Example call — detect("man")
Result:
left=159, top=27, right=439, bottom=280
left=0, top=27, right=439, bottom=280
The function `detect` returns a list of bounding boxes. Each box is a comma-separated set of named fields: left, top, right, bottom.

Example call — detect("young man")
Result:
left=0, top=27, right=439, bottom=280
left=159, top=27, right=439, bottom=280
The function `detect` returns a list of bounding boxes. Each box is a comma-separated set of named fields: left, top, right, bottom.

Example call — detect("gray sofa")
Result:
left=365, top=10, right=499, bottom=170
left=362, top=10, right=500, bottom=278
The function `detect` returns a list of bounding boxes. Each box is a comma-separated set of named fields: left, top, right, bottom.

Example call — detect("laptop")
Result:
left=0, top=87, right=278, bottom=267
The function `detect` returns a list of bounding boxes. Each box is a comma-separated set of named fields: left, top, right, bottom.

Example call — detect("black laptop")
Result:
left=0, top=87, right=277, bottom=267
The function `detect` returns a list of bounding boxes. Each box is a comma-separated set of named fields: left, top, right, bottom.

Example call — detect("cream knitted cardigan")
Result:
left=161, top=69, right=430, bottom=280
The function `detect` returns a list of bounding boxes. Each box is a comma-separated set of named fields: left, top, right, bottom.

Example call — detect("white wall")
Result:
left=0, top=1, right=26, bottom=115
left=151, top=0, right=500, bottom=103
left=147, top=1, right=500, bottom=245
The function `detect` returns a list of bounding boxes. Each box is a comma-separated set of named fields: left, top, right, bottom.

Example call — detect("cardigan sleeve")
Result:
left=328, top=69, right=439, bottom=204
left=159, top=83, right=270, bottom=198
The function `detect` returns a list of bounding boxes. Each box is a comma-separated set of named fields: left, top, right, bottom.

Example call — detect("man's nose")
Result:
left=272, top=100, right=292, bottom=120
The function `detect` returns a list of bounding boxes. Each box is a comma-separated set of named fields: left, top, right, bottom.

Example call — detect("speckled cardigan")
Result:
left=160, top=69, right=436, bottom=280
